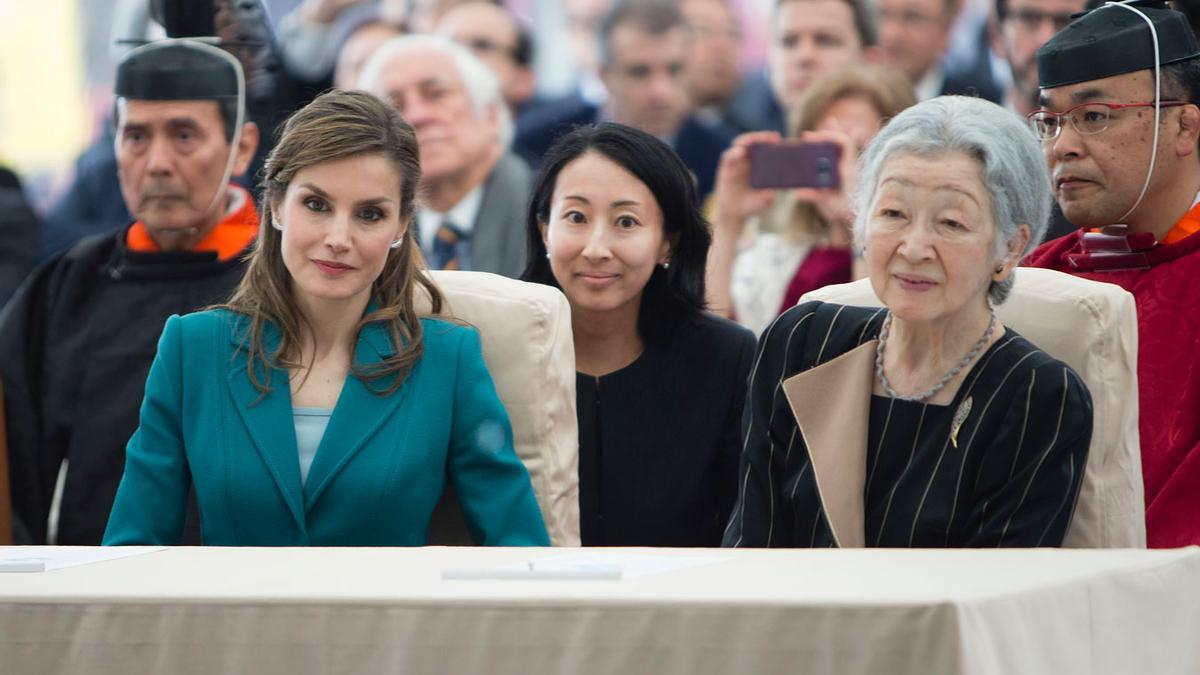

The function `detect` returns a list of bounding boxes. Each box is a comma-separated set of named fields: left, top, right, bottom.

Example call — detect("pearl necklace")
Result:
left=874, top=311, right=997, bottom=403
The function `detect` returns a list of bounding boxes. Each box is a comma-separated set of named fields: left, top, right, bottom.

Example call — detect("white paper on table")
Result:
left=0, top=546, right=166, bottom=572
left=443, top=552, right=730, bottom=581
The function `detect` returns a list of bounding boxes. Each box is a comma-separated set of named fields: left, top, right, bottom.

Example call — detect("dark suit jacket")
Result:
left=577, top=313, right=756, bottom=546
left=467, top=152, right=531, bottom=279
left=0, top=168, right=37, bottom=308
left=724, top=302, right=1091, bottom=548
left=515, top=99, right=735, bottom=198
left=941, top=68, right=1002, bottom=103
left=724, top=71, right=786, bottom=135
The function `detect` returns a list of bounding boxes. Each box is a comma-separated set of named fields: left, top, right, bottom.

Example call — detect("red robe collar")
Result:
left=1026, top=202, right=1200, bottom=273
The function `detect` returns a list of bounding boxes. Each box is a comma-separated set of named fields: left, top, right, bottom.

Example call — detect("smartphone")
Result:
left=748, top=141, right=842, bottom=190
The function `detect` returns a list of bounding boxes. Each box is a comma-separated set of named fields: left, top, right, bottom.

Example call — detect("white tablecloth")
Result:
left=1, top=546, right=1198, bottom=674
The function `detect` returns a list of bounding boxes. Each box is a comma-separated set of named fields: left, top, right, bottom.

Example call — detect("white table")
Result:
left=1, top=546, right=1198, bottom=674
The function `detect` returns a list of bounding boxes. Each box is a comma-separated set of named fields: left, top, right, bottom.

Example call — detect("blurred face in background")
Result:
left=370, top=46, right=499, bottom=187
left=878, top=0, right=954, bottom=82
left=816, top=94, right=885, bottom=150
left=335, top=22, right=402, bottom=91
left=566, top=0, right=614, bottom=75
left=993, top=0, right=1082, bottom=111
left=680, top=0, right=744, bottom=107
left=601, top=24, right=692, bottom=138
left=769, top=0, right=865, bottom=112
left=436, top=2, right=535, bottom=109
left=408, top=0, right=474, bottom=33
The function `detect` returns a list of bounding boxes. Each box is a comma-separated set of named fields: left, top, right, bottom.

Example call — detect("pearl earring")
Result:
left=545, top=252, right=551, bottom=260
left=660, top=261, right=670, bottom=270
left=271, top=218, right=283, bottom=231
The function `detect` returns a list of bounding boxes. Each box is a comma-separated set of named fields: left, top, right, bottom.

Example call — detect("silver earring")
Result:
left=271, top=218, right=283, bottom=231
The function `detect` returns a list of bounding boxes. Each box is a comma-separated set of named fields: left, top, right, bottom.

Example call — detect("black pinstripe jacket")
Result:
left=723, top=301, right=1092, bottom=548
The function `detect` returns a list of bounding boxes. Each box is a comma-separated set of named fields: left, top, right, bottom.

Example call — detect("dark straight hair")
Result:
left=520, top=122, right=711, bottom=345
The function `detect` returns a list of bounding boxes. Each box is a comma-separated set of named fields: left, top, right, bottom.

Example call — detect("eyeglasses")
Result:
left=1003, top=9, right=1074, bottom=32
left=1026, top=101, right=1190, bottom=140
left=462, top=37, right=517, bottom=61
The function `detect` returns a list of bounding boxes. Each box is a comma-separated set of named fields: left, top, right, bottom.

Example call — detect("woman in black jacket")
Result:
left=522, top=123, right=755, bottom=546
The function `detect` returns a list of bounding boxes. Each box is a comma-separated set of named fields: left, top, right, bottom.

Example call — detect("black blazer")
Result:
left=724, top=302, right=1092, bottom=548
left=577, top=313, right=756, bottom=546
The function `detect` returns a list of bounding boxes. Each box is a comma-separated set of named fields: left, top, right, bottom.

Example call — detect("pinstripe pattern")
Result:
left=723, top=301, right=1093, bottom=548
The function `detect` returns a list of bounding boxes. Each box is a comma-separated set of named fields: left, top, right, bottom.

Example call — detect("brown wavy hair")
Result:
left=221, top=89, right=444, bottom=396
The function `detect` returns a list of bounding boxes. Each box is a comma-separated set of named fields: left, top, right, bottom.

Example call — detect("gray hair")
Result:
left=852, top=96, right=1050, bottom=304
left=357, top=34, right=513, bottom=149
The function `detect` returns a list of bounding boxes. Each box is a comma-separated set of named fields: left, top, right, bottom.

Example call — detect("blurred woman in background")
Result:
left=707, top=64, right=917, bottom=335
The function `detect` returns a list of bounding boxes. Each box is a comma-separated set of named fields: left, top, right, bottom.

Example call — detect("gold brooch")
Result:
left=950, top=396, right=973, bottom=448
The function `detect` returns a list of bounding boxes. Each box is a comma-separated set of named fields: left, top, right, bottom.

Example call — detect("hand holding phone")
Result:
left=747, top=141, right=843, bottom=190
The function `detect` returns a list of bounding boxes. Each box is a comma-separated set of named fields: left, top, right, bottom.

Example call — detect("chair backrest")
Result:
left=418, top=271, right=580, bottom=546
left=802, top=267, right=1145, bottom=548
left=0, top=379, right=11, bottom=545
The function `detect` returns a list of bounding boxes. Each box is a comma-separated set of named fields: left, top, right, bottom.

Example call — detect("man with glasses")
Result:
left=436, top=2, right=536, bottom=117
left=1025, top=0, right=1200, bottom=548
left=991, top=0, right=1085, bottom=116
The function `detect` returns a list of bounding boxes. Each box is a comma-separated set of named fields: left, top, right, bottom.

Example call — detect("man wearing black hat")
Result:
left=1025, top=0, right=1200, bottom=547
left=0, top=40, right=260, bottom=544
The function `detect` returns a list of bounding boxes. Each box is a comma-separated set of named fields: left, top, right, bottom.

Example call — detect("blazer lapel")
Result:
left=781, top=340, right=875, bottom=548
left=302, top=321, right=409, bottom=511
left=469, top=153, right=531, bottom=278
left=225, top=320, right=307, bottom=533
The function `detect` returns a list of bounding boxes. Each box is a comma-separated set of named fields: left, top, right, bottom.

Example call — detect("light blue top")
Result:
left=293, top=407, right=332, bottom=488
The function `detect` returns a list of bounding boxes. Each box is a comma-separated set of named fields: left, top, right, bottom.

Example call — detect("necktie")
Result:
left=430, top=221, right=468, bottom=270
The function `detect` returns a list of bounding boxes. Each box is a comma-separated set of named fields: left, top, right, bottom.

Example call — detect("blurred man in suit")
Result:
left=879, top=0, right=1002, bottom=100
left=516, top=0, right=734, bottom=199
left=730, top=0, right=876, bottom=134
left=991, top=0, right=1083, bottom=116
left=361, top=34, right=529, bottom=278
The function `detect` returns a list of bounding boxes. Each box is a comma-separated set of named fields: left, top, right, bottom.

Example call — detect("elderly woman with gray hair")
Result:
left=723, top=97, right=1092, bottom=548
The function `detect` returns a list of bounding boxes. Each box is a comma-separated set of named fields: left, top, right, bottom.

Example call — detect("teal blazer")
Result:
left=103, top=309, right=550, bottom=546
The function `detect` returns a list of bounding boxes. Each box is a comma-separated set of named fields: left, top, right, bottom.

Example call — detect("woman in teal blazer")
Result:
left=103, top=90, right=549, bottom=547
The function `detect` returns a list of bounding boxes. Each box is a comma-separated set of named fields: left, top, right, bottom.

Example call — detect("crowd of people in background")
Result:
left=1, top=0, right=1199, bottom=550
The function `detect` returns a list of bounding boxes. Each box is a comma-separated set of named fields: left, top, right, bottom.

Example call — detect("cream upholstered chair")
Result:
left=802, top=267, right=1144, bottom=548
left=418, top=270, right=579, bottom=546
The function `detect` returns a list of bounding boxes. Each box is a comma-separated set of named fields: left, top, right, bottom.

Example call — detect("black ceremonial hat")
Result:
left=1037, top=0, right=1200, bottom=88
left=115, top=40, right=240, bottom=101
